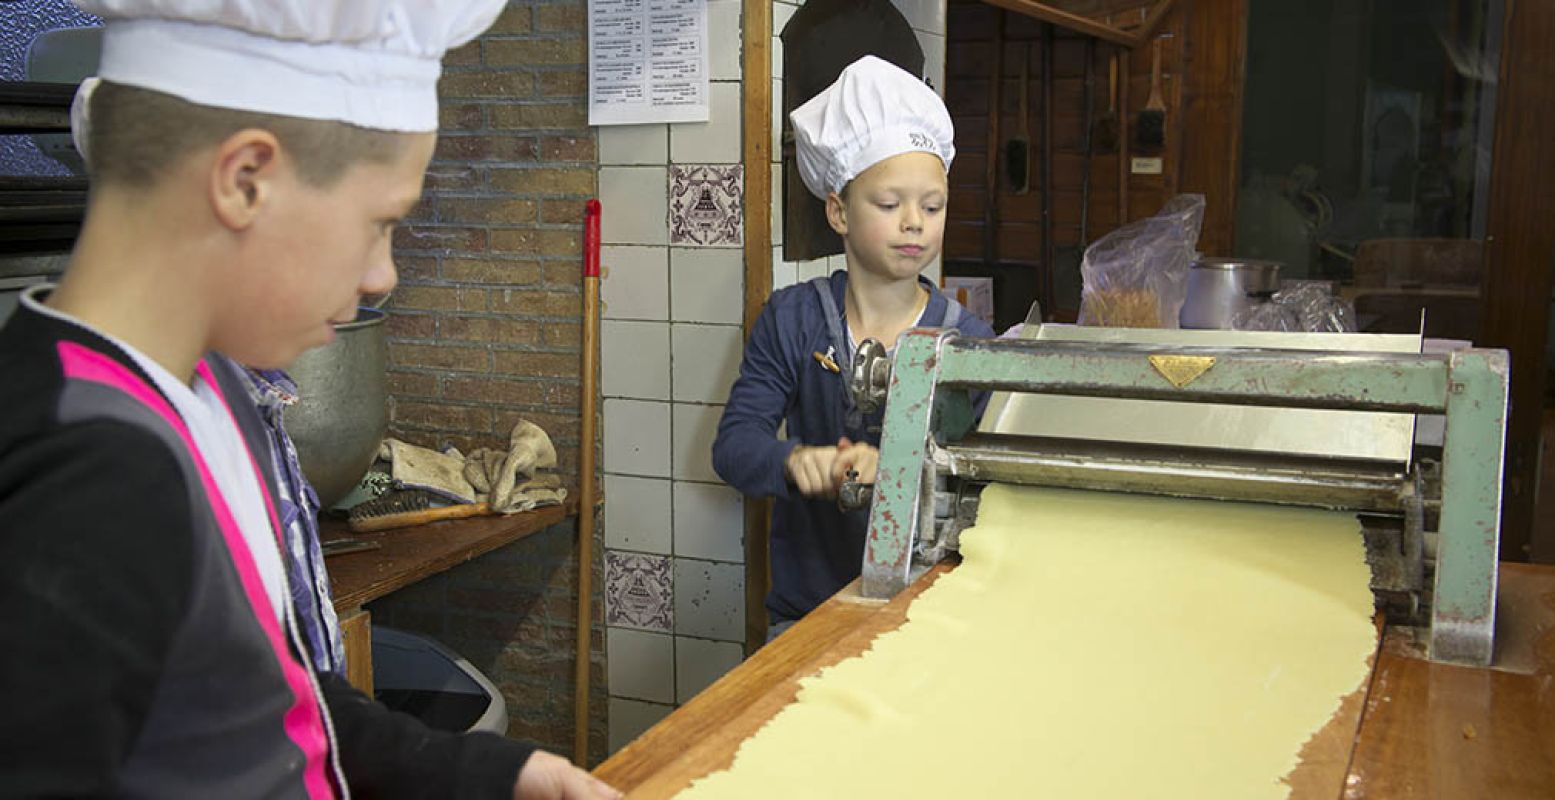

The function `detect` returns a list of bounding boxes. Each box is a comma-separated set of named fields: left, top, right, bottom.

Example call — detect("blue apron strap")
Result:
left=810, top=275, right=859, bottom=422
left=941, top=293, right=964, bottom=330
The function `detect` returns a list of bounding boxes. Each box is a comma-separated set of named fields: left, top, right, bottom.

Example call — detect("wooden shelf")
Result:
left=321, top=498, right=579, bottom=613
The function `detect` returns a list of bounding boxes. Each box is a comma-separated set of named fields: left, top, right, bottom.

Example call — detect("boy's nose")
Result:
left=901, top=208, right=923, bottom=232
left=362, top=257, right=398, bottom=297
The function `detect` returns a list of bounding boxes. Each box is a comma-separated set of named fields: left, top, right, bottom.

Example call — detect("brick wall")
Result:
left=371, top=0, right=607, bottom=764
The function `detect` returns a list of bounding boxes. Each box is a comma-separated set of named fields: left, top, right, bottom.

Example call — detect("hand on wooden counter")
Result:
left=785, top=437, right=878, bottom=498
left=516, top=751, right=621, bottom=800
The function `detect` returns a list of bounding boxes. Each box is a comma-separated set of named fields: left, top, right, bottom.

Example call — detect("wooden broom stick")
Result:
left=574, top=198, right=602, bottom=765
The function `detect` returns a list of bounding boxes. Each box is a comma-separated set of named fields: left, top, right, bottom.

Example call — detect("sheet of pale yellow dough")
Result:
left=678, top=484, right=1378, bottom=799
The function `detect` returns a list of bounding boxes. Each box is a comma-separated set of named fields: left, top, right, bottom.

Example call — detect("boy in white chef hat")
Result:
left=713, top=56, right=995, bottom=638
left=0, top=3, right=618, bottom=798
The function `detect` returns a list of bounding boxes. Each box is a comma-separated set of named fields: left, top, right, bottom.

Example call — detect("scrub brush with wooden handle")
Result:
left=348, top=489, right=491, bottom=532
left=1135, top=38, right=1166, bottom=153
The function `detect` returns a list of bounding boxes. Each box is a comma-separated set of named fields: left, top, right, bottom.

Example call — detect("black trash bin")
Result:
left=371, top=626, right=508, bottom=735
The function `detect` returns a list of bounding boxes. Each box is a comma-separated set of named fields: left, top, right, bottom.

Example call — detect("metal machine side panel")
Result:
left=980, top=325, right=1424, bottom=463
left=1429, top=349, right=1508, bottom=666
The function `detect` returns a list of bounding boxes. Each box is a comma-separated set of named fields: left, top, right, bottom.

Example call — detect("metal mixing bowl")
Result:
left=1179, top=258, right=1282, bottom=329
left=282, top=307, right=388, bottom=509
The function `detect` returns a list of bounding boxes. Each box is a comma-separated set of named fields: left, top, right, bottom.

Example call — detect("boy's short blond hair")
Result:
left=86, top=81, right=409, bottom=189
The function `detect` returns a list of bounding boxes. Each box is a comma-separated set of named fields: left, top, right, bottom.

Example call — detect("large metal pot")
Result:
left=1179, top=257, right=1282, bottom=329
left=283, top=307, right=388, bottom=509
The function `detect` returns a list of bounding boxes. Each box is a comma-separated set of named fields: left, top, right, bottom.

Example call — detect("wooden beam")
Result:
left=1136, top=0, right=1178, bottom=42
left=980, top=0, right=1140, bottom=46
left=741, top=0, right=773, bottom=653
left=977, top=0, right=1176, bottom=48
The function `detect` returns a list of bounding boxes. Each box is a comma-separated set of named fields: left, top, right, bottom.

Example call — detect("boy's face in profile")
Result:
left=211, top=132, right=436, bottom=369
left=828, top=150, right=948, bottom=282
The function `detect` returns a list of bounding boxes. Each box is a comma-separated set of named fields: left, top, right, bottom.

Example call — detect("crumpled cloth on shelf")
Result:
left=377, top=419, right=568, bottom=514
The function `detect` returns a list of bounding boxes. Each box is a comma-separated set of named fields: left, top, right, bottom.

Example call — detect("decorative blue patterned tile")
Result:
left=669, top=164, right=743, bottom=246
left=605, top=551, right=673, bottom=632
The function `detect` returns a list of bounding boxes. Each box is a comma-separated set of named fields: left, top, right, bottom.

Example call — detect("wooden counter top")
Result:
left=595, top=561, right=1555, bottom=798
left=595, top=563, right=955, bottom=797
left=321, top=498, right=577, bottom=612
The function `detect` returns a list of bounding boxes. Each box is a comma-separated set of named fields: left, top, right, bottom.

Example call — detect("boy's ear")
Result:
left=209, top=128, right=281, bottom=231
left=825, top=192, right=848, bottom=236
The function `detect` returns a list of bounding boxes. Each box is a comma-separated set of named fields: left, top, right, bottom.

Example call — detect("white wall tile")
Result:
left=670, top=248, right=743, bottom=324
left=670, top=82, right=742, bottom=164
left=772, top=3, right=797, bottom=48
left=600, top=167, right=668, bottom=246
left=671, top=403, right=723, bottom=482
left=675, top=636, right=744, bottom=703
left=708, top=0, right=742, bottom=81
left=770, top=162, right=783, bottom=245
left=604, top=475, right=672, bottom=554
left=608, top=697, right=674, bottom=753
left=772, top=246, right=797, bottom=291
left=604, top=399, right=672, bottom=477
left=920, top=31, right=946, bottom=96
left=770, top=78, right=783, bottom=158
left=601, top=245, right=669, bottom=321
left=607, top=628, right=674, bottom=703
left=598, top=124, right=668, bottom=166
left=673, top=558, right=745, bottom=641
left=924, top=255, right=942, bottom=286
left=673, top=481, right=745, bottom=562
left=796, top=258, right=830, bottom=283
left=603, top=320, right=670, bottom=400
left=671, top=324, right=743, bottom=404
left=890, top=0, right=946, bottom=35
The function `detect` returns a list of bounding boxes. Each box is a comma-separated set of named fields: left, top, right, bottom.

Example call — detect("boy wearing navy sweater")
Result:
left=713, top=57, right=994, bottom=639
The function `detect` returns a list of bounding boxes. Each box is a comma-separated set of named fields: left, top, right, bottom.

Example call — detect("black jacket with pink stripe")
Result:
left=0, top=294, right=533, bottom=798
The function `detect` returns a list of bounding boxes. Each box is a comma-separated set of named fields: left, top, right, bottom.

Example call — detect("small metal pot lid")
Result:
left=1190, top=257, right=1282, bottom=274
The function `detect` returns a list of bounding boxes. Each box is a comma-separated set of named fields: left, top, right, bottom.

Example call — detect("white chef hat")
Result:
left=790, top=55, right=955, bottom=200
left=72, top=0, right=506, bottom=132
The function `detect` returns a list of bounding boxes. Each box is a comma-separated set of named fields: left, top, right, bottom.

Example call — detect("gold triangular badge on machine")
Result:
left=1148, top=355, right=1216, bottom=389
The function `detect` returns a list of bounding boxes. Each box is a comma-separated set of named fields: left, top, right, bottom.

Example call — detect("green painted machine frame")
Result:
left=861, top=330, right=1509, bottom=666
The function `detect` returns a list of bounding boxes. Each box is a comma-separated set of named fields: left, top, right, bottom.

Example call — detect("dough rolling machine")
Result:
left=841, top=323, right=1509, bottom=667
left=594, top=324, right=1555, bottom=798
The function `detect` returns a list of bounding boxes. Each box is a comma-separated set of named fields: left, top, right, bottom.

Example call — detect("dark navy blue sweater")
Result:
left=712, top=270, right=995, bottom=623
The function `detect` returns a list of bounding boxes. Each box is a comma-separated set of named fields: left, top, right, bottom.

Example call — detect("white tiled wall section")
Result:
left=609, top=0, right=830, bottom=755
left=599, top=124, right=668, bottom=166
left=672, top=481, right=744, bottom=562
left=891, top=0, right=947, bottom=40
left=670, top=403, right=723, bottom=482
left=670, top=248, right=744, bottom=324
left=673, top=558, right=745, bottom=641
left=771, top=246, right=798, bottom=292
left=602, top=320, right=670, bottom=400
left=608, top=697, right=674, bottom=753
left=707, top=0, right=743, bottom=81
left=603, top=475, right=672, bottom=554
left=601, top=245, right=669, bottom=321
left=670, top=82, right=743, bottom=164
left=670, top=324, right=743, bottom=404
left=675, top=637, right=745, bottom=703
left=607, top=628, right=675, bottom=703
left=603, top=398, right=671, bottom=478
left=599, top=166, right=669, bottom=246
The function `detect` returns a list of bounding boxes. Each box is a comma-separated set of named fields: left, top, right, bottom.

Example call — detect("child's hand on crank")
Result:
left=786, top=444, right=844, bottom=498
left=831, top=437, right=878, bottom=490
